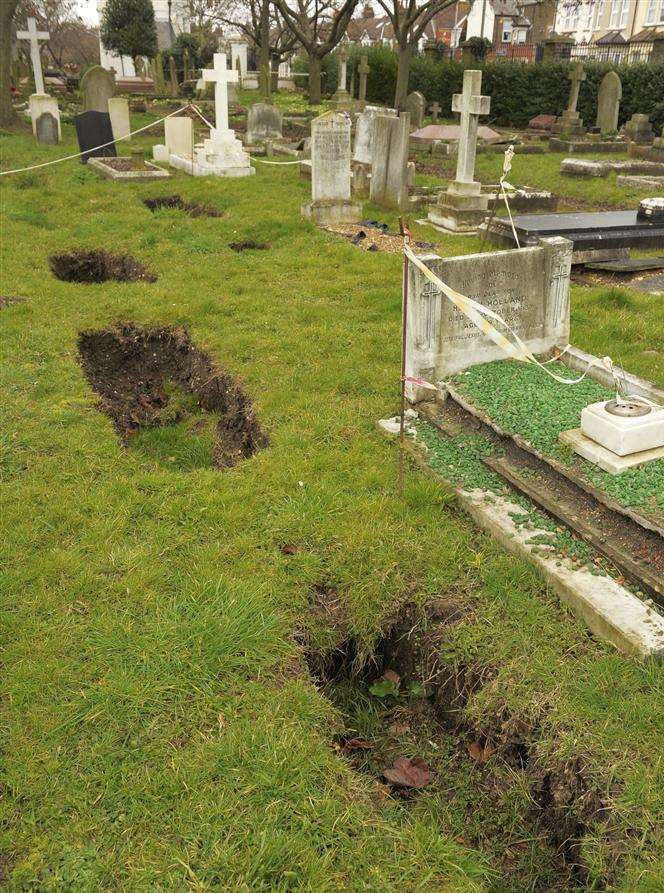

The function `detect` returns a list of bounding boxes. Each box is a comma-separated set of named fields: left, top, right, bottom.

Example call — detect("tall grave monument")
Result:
left=170, top=53, right=253, bottom=177
left=302, top=112, right=361, bottom=225
left=427, top=70, right=490, bottom=233
left=357, top=55, right=370, bottom=108
left=17, top=17, right=61, bottom=142
left=331, top=46, right=351, bottom=109
left=596, top=71, right=621, bottom=134
left=551, top=62, right=586, bottom=138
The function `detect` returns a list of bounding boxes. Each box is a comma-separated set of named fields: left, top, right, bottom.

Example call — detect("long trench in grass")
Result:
left=301, top=594, right=613, bottom=891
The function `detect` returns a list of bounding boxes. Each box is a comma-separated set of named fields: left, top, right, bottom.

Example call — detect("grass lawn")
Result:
left=1, top=98, right=663, bottom=891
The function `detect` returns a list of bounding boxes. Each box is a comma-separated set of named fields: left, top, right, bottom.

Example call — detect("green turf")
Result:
left=1, top=98, right=664, bottom=891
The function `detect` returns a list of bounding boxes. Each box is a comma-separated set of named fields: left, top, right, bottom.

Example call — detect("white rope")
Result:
left=252, top=156, right=302, bottom=165
left=0, top=104, right=192, bottom=176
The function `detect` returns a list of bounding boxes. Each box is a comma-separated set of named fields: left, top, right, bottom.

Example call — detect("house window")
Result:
left=502, top=20, right=513, bottom=42
left=609, top=0, right=629, bottom=28
left=645, top=0, right=664, bottom=24
left=593, top=0, right=605, bottom=29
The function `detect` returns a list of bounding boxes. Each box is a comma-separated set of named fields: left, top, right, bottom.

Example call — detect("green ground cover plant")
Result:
left=1, top=107, right=663, bottom=891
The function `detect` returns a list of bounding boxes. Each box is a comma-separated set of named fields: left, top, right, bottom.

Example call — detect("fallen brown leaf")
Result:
left=341, top=737, right=375, bottom=752
left=467, top=741, right=495, bottom=763
left=383, top=669, right=400, bottom=685
left=383, top=756, right=431, bottom=789
left=280, top=544, right=298, bottom=555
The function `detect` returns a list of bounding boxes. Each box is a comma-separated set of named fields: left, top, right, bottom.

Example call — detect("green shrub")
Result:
left=362, top=49, right=664, bottom=130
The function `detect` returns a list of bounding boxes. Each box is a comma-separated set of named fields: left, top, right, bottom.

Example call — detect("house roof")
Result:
left=630, top=27, right=662, bottom=42
left=156, top=20, right=176, bottom=51
left=595, top=29, right=627, bottom=45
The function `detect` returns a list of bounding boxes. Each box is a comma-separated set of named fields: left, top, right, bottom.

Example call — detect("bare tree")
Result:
left=16, top=0, right=81, bottom=68
left=273, top=0, right=359, bottom=104
left=374, top=0, right=456, bottom=109
left=1, top=0, right=21, bottom=125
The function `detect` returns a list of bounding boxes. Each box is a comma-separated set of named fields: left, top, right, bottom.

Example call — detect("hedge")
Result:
left=354, top=46, right=664, bottom=132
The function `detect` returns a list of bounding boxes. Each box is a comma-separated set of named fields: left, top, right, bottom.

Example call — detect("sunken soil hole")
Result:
left=228, top=240, right=269, bottom=252
left=50, top=249, right=156, bottom=284
left=78, top=323, right=267, bottom=469
left=143, top=194, right=223, bottom=218
left=302, top=597, right=610, bottom=891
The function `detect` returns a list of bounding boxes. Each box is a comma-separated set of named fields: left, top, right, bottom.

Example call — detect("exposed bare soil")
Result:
left=143, top=194, right=224, bottom=218
left=50, top=249, right=157, bottom=284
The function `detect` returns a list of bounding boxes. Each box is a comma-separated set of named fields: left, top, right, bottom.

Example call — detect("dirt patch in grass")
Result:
left=143, top=194, right=224, bottom=218
left=228, top=240, right=269, bottom=252
left=50, top=249, right=157, bottom=284
left=325, top=224, right=436, bottom=255
left=78, top=323, right=267, bottom=469
left=0, top=295, right=26, bottom=309
left=302, top=600, right=612, bottom=890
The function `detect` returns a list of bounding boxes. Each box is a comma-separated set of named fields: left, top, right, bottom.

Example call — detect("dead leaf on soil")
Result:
left=383, top=669, right=400, bottom=685
left=341, top=737, right=375, bottom=752
left=467, top=741, right=495, bottom=763
left=280, top=543, right=298, bottom=555
left=382, top=756, right=432, bottom=789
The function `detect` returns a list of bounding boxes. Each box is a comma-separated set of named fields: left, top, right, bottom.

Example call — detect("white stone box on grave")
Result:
left=580, top=400, right=664, bottom=456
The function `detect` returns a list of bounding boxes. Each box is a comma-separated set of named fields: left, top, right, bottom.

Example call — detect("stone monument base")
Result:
left=550, top=111, right=586, bottom=139
left=28, top=93, right=61, bottom=140
left=301, top=199, right=362, bottom=226
left=170, top=134, right=254, bottom=177
left=427, top=187, right=489, bottom=234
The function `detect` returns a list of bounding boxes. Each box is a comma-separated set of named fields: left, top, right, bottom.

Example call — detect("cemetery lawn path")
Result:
left=1, top=118, right=663, bottom=892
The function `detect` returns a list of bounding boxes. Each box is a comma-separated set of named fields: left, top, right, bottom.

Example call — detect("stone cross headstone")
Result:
left=36, top=111, right=59, bottom=145
left=74, top=110, right=116, bottom=163
left=430, top=102, right=441, bottom=124
left=246, top=102, right=283, bottom=144
left=81, top=65, right=115, bottom=113
left=202, top=52, right=238, bottom=137
left=17, top=17, right=49, bottom=95
left=301, top=112, right=361, bottom=224
left=337, top=46, right=348, bottom=94
left=108, top=97, right=130, bottom=142
left=405, top=237, right=572, bottom=400
left=169, top=56, right=179, bottom=96
left=405, top=92, right=425, bottom=130
left=596, top=71, right=621, bottom=133
left=427, top=69, right=490, bottom=233
left=567, top=62, right=585, bottom=114
left=358, top=55, right=370, bottom=103
left=370, top=112, right=410, bottom=211
left=135, top=56, right=145, bottom=78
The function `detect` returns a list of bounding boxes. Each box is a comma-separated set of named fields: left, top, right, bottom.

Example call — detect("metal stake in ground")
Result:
left=399, top=217, right=411, bottom=496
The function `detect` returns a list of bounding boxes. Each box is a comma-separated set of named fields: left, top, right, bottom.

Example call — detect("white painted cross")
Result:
left=202, top=53, right=238, bottom=137
left=17, top=17, right=50, bottom=95
left=451, top=69, right=490, bottom=186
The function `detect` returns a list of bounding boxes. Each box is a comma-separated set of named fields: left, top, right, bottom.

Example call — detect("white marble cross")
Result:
left=451, top=69, right=490, bottom=185
left=202, top=53, right=238, bottom=137
left=17, top=17, right=50, bottom=95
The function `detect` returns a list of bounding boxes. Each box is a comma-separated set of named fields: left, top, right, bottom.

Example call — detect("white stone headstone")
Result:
left=370, top=113, right=410, bottom=211
left=353, top=105, right=396, bottom=166
left=108, top=97, right=130, bottom=142
left=17, top=17, right=49, bottom=95
left=301, top=112, right=361, bottom=224
left=405, top=238, right=572, bottom=400
left=165, top=116, right=193, bottom=156
left=28, top=93, right=61, bottom=140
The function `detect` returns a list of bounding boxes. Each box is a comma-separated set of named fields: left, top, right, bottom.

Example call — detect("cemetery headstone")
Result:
left=301, top=112, right=361, bottom=225
left=428, top=69, right=490, bottom=233
left=35, top=111, right=59, bottom=145
left=81, top=65, right=115, bottom=113
left=430, top=102, right=441, bottom=124
left=17, top=17, right=49, bottom=95
left=108, top=97, right=130, bottom=142
left=353, top=105, right=397, bottom=166
left=551, top=62, right=586, bottom=137
left=183, top=48, right=190, bottom=82
left=370, top=113, right=410, bottom=211
left=332, top=46, right=350, bottom=109
left=358, top=55, right=370, bottom=104
left=624, top=114, right=654, bottom=145
left=246, top=102, right=283, bottom=144
left=74, top=110, right=116, bottom=163
left=169, top=53, right=252, bottom=177
left=405, top=237, right=572, bottom=400
left=405, top=91, right=425, bottom=130
left=28, top=93, right=61, bottom=140
left=152, top=53, right=165, bottom=93
left=596, top=71, right=621, bottom=133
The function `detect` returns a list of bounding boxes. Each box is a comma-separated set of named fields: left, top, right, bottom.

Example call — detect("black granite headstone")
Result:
left=74, top=110, right=116, bottom=163
left=36, top=112, right=59, bottom=146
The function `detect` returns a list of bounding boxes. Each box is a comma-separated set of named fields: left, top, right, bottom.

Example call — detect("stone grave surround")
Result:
left=81, top=65, right=115, bottom=113
left=624, top=114, right=654, bottom=145
left=405, top=237, right=572, bottom=402
left=108, top=97, right=131, bottom=142
left=428, top=70, right=490, bottom=234
left=369, top=113, right=410, bottom=211
left=596, top=71, right=621, bottom=134
left=301, top=112, right=361, bottom=225
left=405, top=91, right=425, bottom=130
left=170, top=53, right=253, bottom=178
left=246, top=102, right=283, bottom=144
